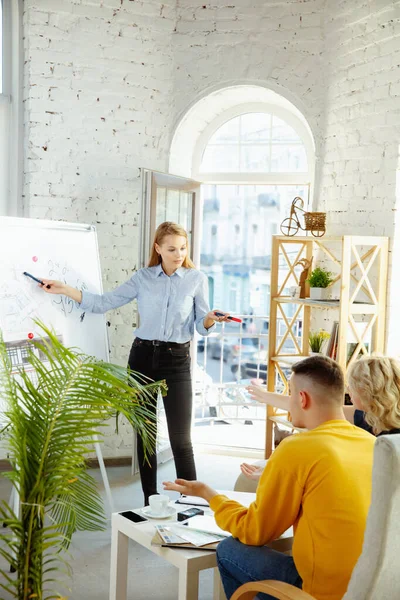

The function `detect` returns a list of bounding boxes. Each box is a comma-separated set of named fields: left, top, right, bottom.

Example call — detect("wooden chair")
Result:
left=231, top=434, right=400, bottom=600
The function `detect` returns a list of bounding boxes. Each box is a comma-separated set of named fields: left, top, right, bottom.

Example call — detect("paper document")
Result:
left=175, top=490, right=256, bottom=508
left=167, top=525, right=224, bottom=547
left=184, top=515, right=231, bottom=537
left=155, top=525, right=186, bottom=545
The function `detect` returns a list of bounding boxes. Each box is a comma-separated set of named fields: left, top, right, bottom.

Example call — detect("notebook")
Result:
left=151, top=526, right=219, bottom=551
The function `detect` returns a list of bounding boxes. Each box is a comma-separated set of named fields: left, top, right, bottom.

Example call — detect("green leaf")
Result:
left=0, top=321, right=167, bottom=599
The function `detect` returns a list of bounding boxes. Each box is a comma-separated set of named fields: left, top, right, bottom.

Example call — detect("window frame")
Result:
left=192, top=102, right=315, bottom=187
left=1, top=0, right=11, bottom=96
left=0, top=0, right=23, bottom=216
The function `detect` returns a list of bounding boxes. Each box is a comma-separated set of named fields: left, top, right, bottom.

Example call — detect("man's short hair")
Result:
left=291, top=355, right=344, bottom=398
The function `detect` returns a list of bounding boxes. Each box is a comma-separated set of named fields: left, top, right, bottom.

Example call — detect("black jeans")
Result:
left=128, top=338, right=197, bottom=504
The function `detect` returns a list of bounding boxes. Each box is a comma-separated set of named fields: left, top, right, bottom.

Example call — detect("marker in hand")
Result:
left=23, top=271, right=51, bottom=289
left=214, top=311, right=242, bottom=323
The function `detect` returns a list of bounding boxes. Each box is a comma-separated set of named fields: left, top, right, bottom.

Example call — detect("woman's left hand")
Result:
left=206, top=310, right=231, bottom=323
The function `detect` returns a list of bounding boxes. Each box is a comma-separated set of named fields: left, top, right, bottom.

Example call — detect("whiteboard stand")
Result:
left=5, top=473, right=19, bottom=573
left=93, top=435, right=115, bottom=514
left=11, top=485, right=18, bottom=517
left=131, top=429, right=138, bottom=476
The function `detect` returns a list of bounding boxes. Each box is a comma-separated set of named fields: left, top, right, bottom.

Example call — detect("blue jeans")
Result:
left=216, top=537, right=302, bottom=600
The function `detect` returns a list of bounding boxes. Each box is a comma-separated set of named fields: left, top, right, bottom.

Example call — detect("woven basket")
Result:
left=304, top=212, right=326, bottom=231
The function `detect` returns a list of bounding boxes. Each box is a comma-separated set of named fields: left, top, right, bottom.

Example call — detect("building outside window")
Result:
left=167, top=89, right=316, bottom=451
left=191, top=104, right=314, bottom=450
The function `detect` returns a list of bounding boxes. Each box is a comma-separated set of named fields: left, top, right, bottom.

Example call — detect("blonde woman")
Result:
left=347, top=355, right=400, bottom=436
left=39, top=221, right=231, bottom=504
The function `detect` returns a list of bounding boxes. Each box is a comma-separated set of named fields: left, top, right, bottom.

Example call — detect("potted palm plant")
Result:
left=307, top=266, right=334, bottom=300
left=0, top=323, right=166, bottom=600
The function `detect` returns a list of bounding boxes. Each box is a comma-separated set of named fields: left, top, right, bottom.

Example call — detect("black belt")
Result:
left=134, top=337, right=190, bottom=349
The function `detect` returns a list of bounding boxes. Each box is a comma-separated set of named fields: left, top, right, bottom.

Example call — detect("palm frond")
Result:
left=0, top=322, right=167, bottom=599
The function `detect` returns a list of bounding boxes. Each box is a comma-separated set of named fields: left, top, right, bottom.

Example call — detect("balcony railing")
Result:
left=194, top=314, right=302, bottom=425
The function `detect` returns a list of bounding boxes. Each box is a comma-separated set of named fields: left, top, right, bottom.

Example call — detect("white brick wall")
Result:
left=22, top=0, right=176, bottom=458
left=20, top=0, right=400, bottom=456
left=319, top=0, right=400, bottom=237
left=172, top=0, right=326, bottom=145
left=21, top=0, right=327, bottom=457
left=23, top=0, right=176, bottom=370
left=319, top=0, right=400, bottom=351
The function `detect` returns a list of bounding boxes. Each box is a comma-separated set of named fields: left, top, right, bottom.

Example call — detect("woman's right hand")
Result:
left=247, top=381, right=269, bottom=404
left=39, top=279, right=66, bottom=294
left=39, top=280, right=83, bottom=303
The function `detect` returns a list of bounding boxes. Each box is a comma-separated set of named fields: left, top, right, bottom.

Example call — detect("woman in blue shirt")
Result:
left=41, top=221, right=230, bottom=504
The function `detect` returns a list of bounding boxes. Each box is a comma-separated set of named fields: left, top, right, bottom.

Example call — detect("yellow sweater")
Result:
left=210, top=420, right=375, bottom=600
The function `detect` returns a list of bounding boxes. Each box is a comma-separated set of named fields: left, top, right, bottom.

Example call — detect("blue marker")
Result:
left=23, top=271, right=51, bottom=289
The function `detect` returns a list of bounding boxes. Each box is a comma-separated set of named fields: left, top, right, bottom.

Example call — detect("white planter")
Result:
left=309, top=287, right=329, bottom=301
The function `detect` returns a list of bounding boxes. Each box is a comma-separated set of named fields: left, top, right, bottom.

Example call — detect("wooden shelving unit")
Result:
left=265, top=234, right=389, bottom=458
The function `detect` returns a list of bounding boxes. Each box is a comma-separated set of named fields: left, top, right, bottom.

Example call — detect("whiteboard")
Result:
left=0, top=217, right=109, bottom=361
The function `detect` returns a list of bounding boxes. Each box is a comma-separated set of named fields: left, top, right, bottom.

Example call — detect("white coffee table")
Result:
left=109, top=492, right=293, bottom=600
left=109, top=504, right=225, bottom=600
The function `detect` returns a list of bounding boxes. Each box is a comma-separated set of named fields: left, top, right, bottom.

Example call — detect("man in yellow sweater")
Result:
left=163, top=356, right=375, bottom=600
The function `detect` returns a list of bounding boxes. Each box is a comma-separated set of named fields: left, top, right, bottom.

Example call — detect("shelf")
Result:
left=271, top=355, right=309, bottom=365
left=273, top=297, right=378, bottom=313
left=265, top=233, right=389, bottom=459
left=274, top=235, right=343, bottom=242
left=274, top=235, right=386, bottom=244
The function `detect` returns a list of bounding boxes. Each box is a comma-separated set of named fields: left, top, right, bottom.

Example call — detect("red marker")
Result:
left=214, top=312, right=242, bottom=323
left=32, top=256, right=38, bottom=262
left=28, top=333, right=34, bottom=340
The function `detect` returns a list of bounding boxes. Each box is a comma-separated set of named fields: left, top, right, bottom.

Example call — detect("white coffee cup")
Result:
left=149, top=494, right=169, bottom=514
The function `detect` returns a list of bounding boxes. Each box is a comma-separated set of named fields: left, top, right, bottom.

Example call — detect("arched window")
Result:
left=191, top=99, right=314, bottom=335
left=200, top=112, right=308, bottom=174
left=168, top=86, right=315, bottom=451
left=191, top=102, right=314, bottom=188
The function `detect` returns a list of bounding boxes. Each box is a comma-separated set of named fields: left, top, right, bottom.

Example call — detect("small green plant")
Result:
left=309, top=329, right=330, bottom=353
left=307, top=266, right=334, bottom=288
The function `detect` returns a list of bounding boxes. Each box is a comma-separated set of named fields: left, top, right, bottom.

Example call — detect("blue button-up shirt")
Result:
left=80, top=264, right=215, bottom=343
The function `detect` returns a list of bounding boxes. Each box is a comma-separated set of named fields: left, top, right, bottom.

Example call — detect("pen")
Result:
left=23, top=271, right=51, bottom=289
left=214, top=311, right=242, bottom=323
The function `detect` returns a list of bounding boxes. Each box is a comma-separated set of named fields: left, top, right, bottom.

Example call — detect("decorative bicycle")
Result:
left=280, top=197, right=326, bottom=237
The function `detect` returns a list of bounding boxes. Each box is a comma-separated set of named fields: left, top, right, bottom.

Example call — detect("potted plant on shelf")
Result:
left=307, top=266, right=334, bottom=300
left=309, top=329, right=330, bottom=355
left=0, top=322, right=166, bottom=600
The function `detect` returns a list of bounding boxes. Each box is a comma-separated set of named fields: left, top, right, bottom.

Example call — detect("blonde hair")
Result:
left=148, top=221, right=195, bottom=269
left=347, top=355, right=400, bottom=434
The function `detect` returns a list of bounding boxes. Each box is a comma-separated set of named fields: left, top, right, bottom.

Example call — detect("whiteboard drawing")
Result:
left=0, top=216, right=109, bottom=362
left=46, top=259, right=88, bottom=320
left=0, top=279, right=39, bottom=336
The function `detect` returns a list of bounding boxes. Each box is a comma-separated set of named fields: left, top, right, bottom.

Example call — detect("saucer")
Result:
left=142, top=505, right=176, bottom=519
